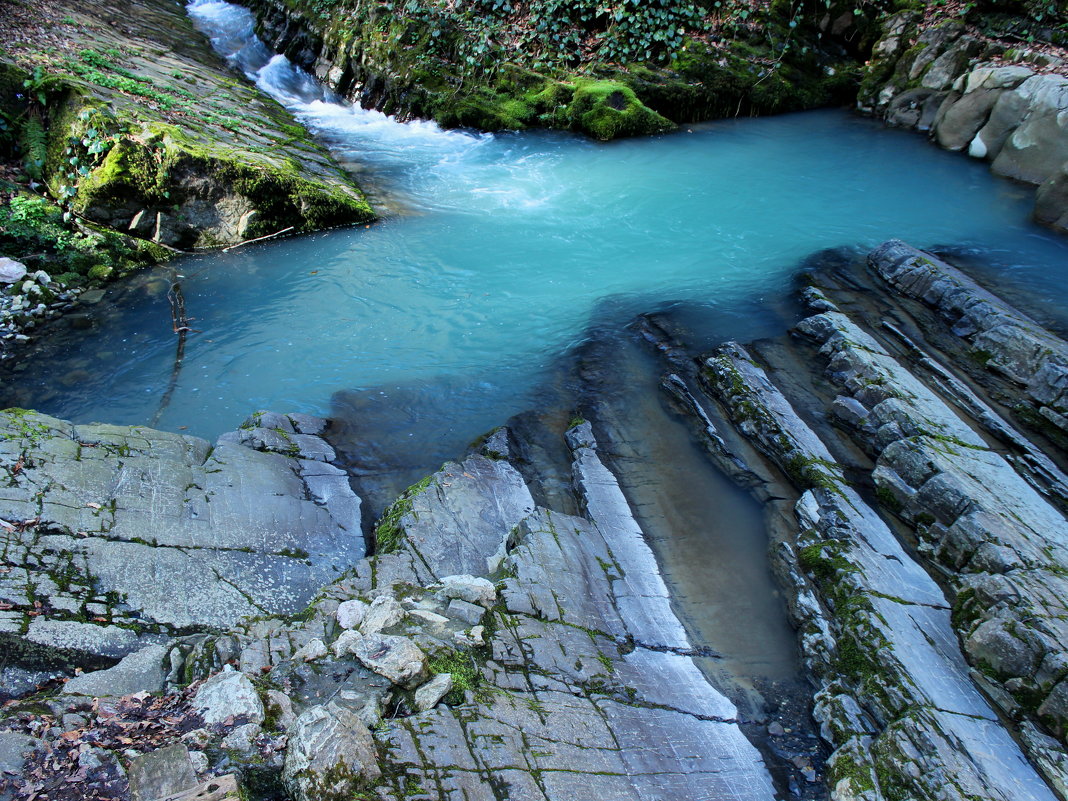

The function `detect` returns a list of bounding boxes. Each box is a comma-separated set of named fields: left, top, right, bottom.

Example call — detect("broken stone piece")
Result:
left=192, top=667, right=264, bottom=726
left=128, top=743, right=197, bottom=801
left=441, top=574, right=497, bottom=607
left=415, top=673, right=453, bottom=711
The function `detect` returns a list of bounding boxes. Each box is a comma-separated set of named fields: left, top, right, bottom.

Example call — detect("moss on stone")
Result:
left=373, top=474, right=434, bottom=555
left=566, top=80, right=674, bottom=140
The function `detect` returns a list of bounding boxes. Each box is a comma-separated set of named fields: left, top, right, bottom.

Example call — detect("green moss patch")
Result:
left=567, top=80, right=674, bottom=140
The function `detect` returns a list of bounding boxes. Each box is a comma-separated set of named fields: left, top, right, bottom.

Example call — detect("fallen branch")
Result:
left=223, top=226, right=295, bottom=252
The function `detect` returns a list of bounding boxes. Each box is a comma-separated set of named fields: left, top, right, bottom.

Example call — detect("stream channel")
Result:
left=3, top=1, right=1068, bottom=785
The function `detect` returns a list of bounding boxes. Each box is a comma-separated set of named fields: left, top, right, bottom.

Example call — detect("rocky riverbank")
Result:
left=856, top=11, right=1068, bottom=232
left=0, top=0, right=373, bottom=280
left=2, top=239, right=1068, bottom=801
left=235, top=0, right=867, bottom=139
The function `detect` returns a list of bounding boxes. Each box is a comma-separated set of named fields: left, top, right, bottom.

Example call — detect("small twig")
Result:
left=222, top=226, right=295, bottom=252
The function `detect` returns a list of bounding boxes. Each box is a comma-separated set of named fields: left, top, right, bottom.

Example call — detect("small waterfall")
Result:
left=185, top=0, right=491, bottom=194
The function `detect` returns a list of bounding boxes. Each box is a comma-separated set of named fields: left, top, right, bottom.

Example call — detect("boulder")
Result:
left=283, top=703, right=380, bottom=801
left=161, top=775, right=241, bottom=801
left=332, top=629, right=362, bottom=659
left=446, top=598, right=485, bottom=626
left=292, top=638, right=328, bottom=662
left=935, top=88, right=1001, bottom=151
left=192, top=667, right=264, bottom=726
left=128, top=744, right=198, bottom=801
left=921, top=35, right=983, bottom=91
left=0, top=731, right=41, bottom=775
left=336, top=599, right=369, bottom=630
left=62, top=643, right=168, bottom=697
left=441, top=574, right=497, bottom=608
left=970, top=88, right=1029, bottom=159
left=1035, top=161, right=1068, bottom=232
left=221, top=723, right=262, bottom=754
left=992, top=74, right=1068, bottom=184
left=0, top=258, right=27, bottom=285
left=265, top=689, right=296, bottom=732
left=349, top=633, right=427, bottom=688
left=359, top=595, right=404, bottom=634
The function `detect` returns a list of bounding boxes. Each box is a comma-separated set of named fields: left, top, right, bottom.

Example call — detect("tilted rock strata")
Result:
left=794, top=246, right=1068, bottom=745
left=45, top=425, right=778, bottom=800
left=870, top=239, right=1068, bottom=434
left=701, top=342, right=1058, bottom=801
left=0, top=0, right=373, bottom=251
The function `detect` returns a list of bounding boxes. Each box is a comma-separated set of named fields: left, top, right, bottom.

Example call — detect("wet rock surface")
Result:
left=687, top=242, right=1068, bottom=800
left=0, top=417, right=780, bottom=800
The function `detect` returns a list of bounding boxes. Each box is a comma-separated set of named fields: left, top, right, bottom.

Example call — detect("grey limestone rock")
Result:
left=265, top=689, right=297, bottom=732
left=0, top=731, right=41, bottom=776
left=870, top=240, right=1068, bottom=422
left=26, top=619, right=164, bottom=662
left=283, top=702, right=380, bottom=801
left=359, top=595, right=405, bottom=634
left=207, top=422, right=775, bottom=800
left=440, top=574, right=497, bottom=607
left=992, top=74, right=1068, bottom=185
left=128, top=744, right=198, bottom=801
left=335, top=599, right=369, bottom=629
left=0, top=258, right=27, bottom=285
left=445, top=598, right=484, bottom=625
left=347, top=633, right=427, bottom=688
left=935, top=88, right=1002, bottom=150
left=701, top=340, right=1059, bottom=801
left=0, top=409, right=363, bottom=674
left=192, top=667, right=265, bottom=726
left=389, top=454, right=534, bottom=581
left=62, top=643, right=168, bottom=697
left=1035, top=161, right=1068, bottom=232
left=414, top=672, right=453, bottom=711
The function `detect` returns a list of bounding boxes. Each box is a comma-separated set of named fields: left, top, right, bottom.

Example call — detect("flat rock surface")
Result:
left=0, top=410, right=363, bottom=666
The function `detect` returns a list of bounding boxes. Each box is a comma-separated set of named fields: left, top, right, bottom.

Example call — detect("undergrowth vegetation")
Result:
left=0, top=189, right=162, bottom=285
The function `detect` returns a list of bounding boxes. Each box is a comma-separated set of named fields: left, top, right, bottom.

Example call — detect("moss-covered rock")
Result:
left=242, top=0, right=864, bottom=139
left=567, top=80, right=673, bottom=140
left=0, top=0, right=374, bottom=259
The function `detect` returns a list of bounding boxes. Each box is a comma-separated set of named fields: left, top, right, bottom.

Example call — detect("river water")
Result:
left=2, top=0, right=1066, bottom=449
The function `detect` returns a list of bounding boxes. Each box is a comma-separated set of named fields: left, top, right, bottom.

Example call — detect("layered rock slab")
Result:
left=0, top=0, right=373, bottom=250
left=133, top=425, right=778, bottom=801
left=700, top=339, right=1059, bottom=801
left=0, top=409, right=363, bottom=667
